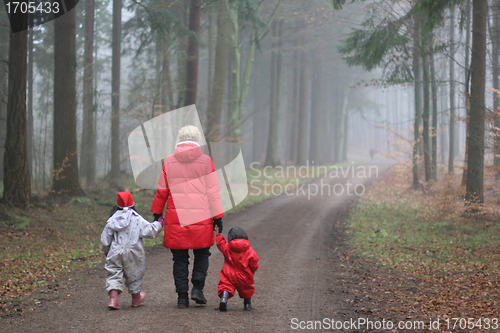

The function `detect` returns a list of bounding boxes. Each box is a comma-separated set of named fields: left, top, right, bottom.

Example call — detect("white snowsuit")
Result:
left=101, top=209, right=162, bottom=294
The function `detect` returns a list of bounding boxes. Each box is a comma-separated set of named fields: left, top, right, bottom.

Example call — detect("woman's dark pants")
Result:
left=170, top=248, right=211, bottom=293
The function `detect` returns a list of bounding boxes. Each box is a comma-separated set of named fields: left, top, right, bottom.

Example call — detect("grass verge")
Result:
left=346, top=164, right=500, bottom=325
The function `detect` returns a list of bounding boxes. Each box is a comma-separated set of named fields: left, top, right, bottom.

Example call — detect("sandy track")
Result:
left=2, top=164, right=386, bottom=332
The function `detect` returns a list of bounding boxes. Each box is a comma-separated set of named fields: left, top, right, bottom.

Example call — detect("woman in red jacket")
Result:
left=216, top=226, right=259, bottom=311
left=151, top=125, right=223, bottom=308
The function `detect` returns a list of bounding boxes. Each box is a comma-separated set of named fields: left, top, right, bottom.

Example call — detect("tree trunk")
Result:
left=154, top=31, right=162, bottom=117
left=207, top=4, right=216, bottom=99
left=3, top=30, right=30, bottom=206
left=0, top=19, right=7, bottom=181
left=491, top=0, right=500, bottom=178
left=430, top=44, right=438, bottom=180
left=81, top=0, right=95, bottom=186
left=448, top=9, right=456, bottom=174
left=225, top=48, right=232, bottom=138
left=462, top=0, right=472, bottom=185
left=309, top=51, right=324, bottom=164
left=206, top=2, right=231, bottom=141
left=343, top=111, right=348, bottom=162
left=111, top=0, right=121, bottom=180
left=289, top=47, right=300, bottom=164
left=465, top=0, right=487, bottom=204
left=332, top=80, right=340, bottom=163
left=227, top=0, right=241, bottom=142
left=264, top=21, right=282, bottom=167
left=264, top=22, right=278, bottom=166
left=296, top=48, right=308, bottom=165
left=252, top=78, right=260, bottom=161
left=27, top=29, right=33, bottom=178
left=385, top=91, right=391, bottom=153
left=422, top=37, right=431, bottom=182
left=337, top=84, right=351, bottom=163
left=176, top=0, right=189, bottom=109
left=392, top=89, right=399, bottom=153
left=93, top=2, right=99, bottom=175
left=53, top=9, right=80, bottom=195
left=162, top=40, right=173, bottom=112
left=227, top=0, right=280, bottom=143
left=157, top=0, right=173, bottom=112
left=440, top=82, right=448, bottom=165
left=412, top=20, right=422, bottom=189
left=324, top=75, right=333, bottom=163
left=184, top=0, right=201, bottom=107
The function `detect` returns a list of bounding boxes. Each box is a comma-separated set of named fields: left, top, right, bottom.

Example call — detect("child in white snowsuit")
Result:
left=101, top=191, right=163, bottom=309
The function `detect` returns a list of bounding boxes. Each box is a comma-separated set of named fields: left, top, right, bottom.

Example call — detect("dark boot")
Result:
left=244, top=297, right=252, bottom=311
left=191, top=288, right=207, bottom=305
left=219, top=291, right=229, bottom=311
left=177, top=292, right=189, bottom=308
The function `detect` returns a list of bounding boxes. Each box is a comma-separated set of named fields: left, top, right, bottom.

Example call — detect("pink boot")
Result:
left=108, top=290, right=121, bottom=310
left=131, top=291, right=146, bottom=307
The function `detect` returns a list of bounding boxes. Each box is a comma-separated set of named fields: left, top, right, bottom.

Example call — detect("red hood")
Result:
left=173, top=143, right=203, bottom=163
left=228, top=239, right=251, bottom=253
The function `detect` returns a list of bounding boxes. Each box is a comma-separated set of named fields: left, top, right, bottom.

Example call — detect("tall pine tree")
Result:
left=3, top=30, right=30, bottom=206
left=52, top=9, right=80, bottom=195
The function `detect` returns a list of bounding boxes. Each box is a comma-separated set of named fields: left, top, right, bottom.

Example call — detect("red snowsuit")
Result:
left=216, top=234, right=259, bottom=299
left=151, top=142, right=224, bottom=250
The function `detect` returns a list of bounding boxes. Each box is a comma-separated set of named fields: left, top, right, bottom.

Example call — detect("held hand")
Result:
left=153, top=213, right=162, bottom=222
left=158, top=216, right=164, bottom=227
left=213, top=218, right=223, bottom=233
left=214, top=226, right=219, bottom=234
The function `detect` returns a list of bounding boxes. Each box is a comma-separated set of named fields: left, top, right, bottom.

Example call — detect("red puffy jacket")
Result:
left=216, top=234, right=259, bottom=299
left=151, top=142, right=224, bottom=250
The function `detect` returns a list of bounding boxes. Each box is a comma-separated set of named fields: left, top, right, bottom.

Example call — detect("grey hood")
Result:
left=107, top=209, right=134, bottom=232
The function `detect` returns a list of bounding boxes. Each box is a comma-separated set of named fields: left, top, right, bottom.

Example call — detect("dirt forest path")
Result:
left=2, top=163, right=389, bottom=333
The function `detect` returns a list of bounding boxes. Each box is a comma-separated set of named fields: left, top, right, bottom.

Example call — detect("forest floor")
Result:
left=344, top=164, right=500, bottom=332
left=1, top=159, right=499, bottom=332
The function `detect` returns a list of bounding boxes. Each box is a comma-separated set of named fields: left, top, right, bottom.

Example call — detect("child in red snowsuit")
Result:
left=215, top=226, right=259, bottom=311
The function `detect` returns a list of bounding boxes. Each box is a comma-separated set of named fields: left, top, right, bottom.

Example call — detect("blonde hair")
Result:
left=177, top=125, right=201, bottom=143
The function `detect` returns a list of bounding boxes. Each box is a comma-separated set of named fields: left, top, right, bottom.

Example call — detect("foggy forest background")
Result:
left=0, top=0, right=497, bottom=207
